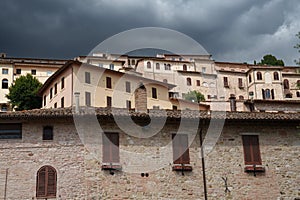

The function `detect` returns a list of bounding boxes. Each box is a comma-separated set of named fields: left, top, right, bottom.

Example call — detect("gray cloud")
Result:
left=0, top=0, right=299, bottom=65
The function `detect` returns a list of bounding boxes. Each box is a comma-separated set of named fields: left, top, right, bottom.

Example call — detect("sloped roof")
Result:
left=0, top=107, right=299, bottom=121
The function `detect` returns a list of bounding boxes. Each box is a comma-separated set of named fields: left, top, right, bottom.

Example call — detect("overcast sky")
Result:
left=1, top=0, right=299, bottom=65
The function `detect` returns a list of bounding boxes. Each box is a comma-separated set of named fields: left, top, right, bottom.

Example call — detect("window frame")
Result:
left=125, top=81, right=131, bottom=93
left=61, top=77, right=64, bottom=89
left=223, top=77, right=229, bottom=87
left=102, top=132, right=120, bottom=163
left=172, top=134, right=190, bottom=165
left=106, top=77, right=112, bottom=89
left=31, top=69, right=36, bottom=75
left=2, top=68, right=8, bottom=74
left=85, top=72, right=91, bottom=84
left=273, top=72, right=279, bottom=80
left=2, top=79, right=8, bottom=89
left=152, top=87, right=157, bottom=99
left=256, top=72, right=262, bottom=80
left=186, top=77, right=191, bottom=86
left=85, top=92, right=91, bottom=106
left=0, top=123, right=22, bottom=139
left=241, top=135, right=262, bottom=165
left=43, top=126, right=53, bottom=141
left=107, top=96, right=112, bottom=107
left=36, top=166, right=57, bottom=198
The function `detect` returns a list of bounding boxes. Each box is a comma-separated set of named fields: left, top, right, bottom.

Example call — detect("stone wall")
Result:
left=0, top=118, right=299, bottom=199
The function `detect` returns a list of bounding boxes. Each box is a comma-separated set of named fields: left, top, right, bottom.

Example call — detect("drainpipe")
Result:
left=199, top=126, right=208, bottom=200
left=4, top=168, right=8, bottom=200
left=74, top=92, right=80, bottom=113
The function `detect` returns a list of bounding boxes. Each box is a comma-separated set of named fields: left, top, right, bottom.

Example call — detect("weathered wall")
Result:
left=0, top=118, right=299, bottom=199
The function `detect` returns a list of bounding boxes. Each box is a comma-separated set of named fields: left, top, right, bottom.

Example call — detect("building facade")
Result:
left=0, top=108, right=299, bottom=199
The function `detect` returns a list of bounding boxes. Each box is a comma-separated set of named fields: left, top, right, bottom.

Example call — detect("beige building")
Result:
left=38, top=61, right=179, bottom=110
left=0, top=55, right=66, bottom=111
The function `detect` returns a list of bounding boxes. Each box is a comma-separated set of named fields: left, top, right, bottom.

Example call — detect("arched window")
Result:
left=297, top=91, right=300, bottom=97
left=239, top=95, right=244, bottom=100
left=156, top=63, right=160, bottom=70
left=36, top=166, right=57, bottom=198
left=147, top=61, right=151, bottom=69
left=256, top=72, right=262, bottom=80
left=265, top=89, right=271, bottom=99
left=273, top=72, right=279, bottom=80
left=165, top=64, right=171, bottom=70
left=163, top=79, right=168, bottom=83
left=183, top=64, right=187, bottom=71
left=262, top=89, right=265, bottom=99
left=271, top=89, right=275, bottom=99
left=186, top=78, right=191, bottom=86
left=283, top=79, right=289, bottom=89
left=2, top=79, right=8, bottom=89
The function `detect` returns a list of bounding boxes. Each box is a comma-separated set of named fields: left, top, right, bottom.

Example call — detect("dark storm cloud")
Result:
left=0, top=0, right=299, bottom=65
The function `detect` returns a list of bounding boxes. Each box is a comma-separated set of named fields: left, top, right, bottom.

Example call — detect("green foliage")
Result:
left=6, top=74, right=43, bottom=110
left=294, top=32, right=300, bottom=65
left=184, top=90, right=205, bottom=103
left=259, top=54, right=284, bottom=66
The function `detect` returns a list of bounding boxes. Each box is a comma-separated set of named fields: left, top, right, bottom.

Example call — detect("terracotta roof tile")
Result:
left=0, top=107, right=299, bottom=121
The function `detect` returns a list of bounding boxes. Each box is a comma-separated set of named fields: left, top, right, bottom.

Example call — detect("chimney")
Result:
left=229, top=95, right=236, bottom=112
left=74, top=92, right=80, bottom=113
left=135, top=83, right=147, bottom=113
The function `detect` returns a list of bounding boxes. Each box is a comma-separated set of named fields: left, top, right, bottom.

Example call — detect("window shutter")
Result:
left=37, top=168, right=46, bottom=197
left=47, top=167, right=57, bottom=196
left=242, top=135, right=262, bottom=165
left=172, top=134, right=190, bottom=164
left=103, top=133, right=119, bottom=163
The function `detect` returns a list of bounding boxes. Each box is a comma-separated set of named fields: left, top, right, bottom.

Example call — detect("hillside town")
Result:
left=0, top=52, right=299, bottom=199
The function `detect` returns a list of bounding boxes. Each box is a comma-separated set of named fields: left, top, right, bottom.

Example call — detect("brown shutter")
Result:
left=242, top=135, right=262, bottom=165
left=47, top=167, right=57, bottom=196
left=238, top=78, right=243, bottom=87
left=37, top=168, right=46, bottom=197
left=172, top=134, right=190, bottom=164
left=103, top=133, right=119, bottom=163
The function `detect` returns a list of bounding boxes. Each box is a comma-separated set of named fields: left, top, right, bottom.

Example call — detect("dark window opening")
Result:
left=107, top=96, right=112, bottom=107
left=196, top=80, right=200, bottom=86
left=85, top=92, right=91, bottom=106
left=61, top=77, right=65, bottom=89
left=106, top=77, right=112, bottom=89
left=43, top=126, right=53, bottom=140
left=249, top=74, right=252, bottom=83
left=147, top=61, right=151, bottom=69
left=50, top=88, right=53, bottom=99
left=43, top=95, right=46, bottom=106
left=54, top=83, right=57, bottom=95
left=156, top=63, right=160, bottom=70
left=125, top=81, right=131, bottom=93
left=186, top=77, right=191, bottom=86
left=61, top=97, right=64, bottom=108
left=126, top=100, right=131, bottom=109
left=183, top=64, right=187, bottom=71
left=2, top=79, right=8, bottom=89
left=31, top=69, right=36, bottom=75
left=223, top=77, right=229, bottom=87
left=238, top=78, right=243, bottom=88
left=283, top=79, right=289, bottom=89
left=16, top=69, right=21, bottom=74
left=152, top=88, right=157, bottom=99
left=273, top=72, right=279, bottom=80
left=257, top=72, right=262, bottom=80
left=0, top=123, right=22, bottom=139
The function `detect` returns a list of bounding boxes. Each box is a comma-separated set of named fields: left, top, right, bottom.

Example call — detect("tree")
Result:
left=6, top=74, right=43, bottom=110
left=259, top=54, right=284, bottom=66
left=294, top=32, right=300, bottom=66
left=184, top=90, right=205, bottom=103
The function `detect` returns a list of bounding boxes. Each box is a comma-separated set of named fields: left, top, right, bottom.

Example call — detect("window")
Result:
left=183, top=64, right=187, bottom=71
left=196, top=80, right=200, bottom=86
left=1, top=105, right=7, bottom=112
left=147, top=61, right=151, bottom=69
left=61, top=97, right=64, bottom=108
left=165, top=64, right=171, bottom=70
left=61, top=77, right=64, bottom=89
left=132, top=60, right=135, bottom=65
left=0, top=123, right=22, bottom=139
left=31, top=69, right=36, bottom=75
left=125, top=81, right=131, bottom=93
left=2, top=68, right=8, bottom=74
left=249, top=74, right=252, bottom=83
left=271, top=89, right=275, bottom=99
left=297, top=91, right=300, bottom=97
left=223, top=77, right=229, bottom=87
left=172, top=134, right=190, bottom=164
left=109, top=64, right=114, bottom=70
left=163, top=79, right=168, bottom=83
left=16, top=69, right=21, bottom=74
left=156, top=63, right=160, bottom=70
left=54, top=83, right=57, bottom=95
left=239, top=95, right=244, bottom=100
left=43, top=126, right=53, bottom=140
left=152, top=87, right=157, bottom=99
left=273, top=72, right=279, bottom=80
left=85, top=92, right=91, bottom=106
left=238, top=78, right=243, bottom=88
left=242, top=135, right=262, bottom=165
left=36, top=166, right=57, bottom=198
left=283, top=79, right=289, bottom=89
left=98, top=63, right=103, bottom=68
left=126, top=100, right=131, bottom=109
left=2, top=79, right=8, bottom=89
left=265, top=89, right=271, bottom=99
left=47, top=71, right=52, bottom=76
left=186, top=77, right=191, bottom=86
left=107, top=96, right=112, bottom=107
left=54, top=103, right=57, bottom=108
left=103, top=132, right=119, bottom=163
left=50, top=88, right=53, bottom=99
left=43, top=95, right=46, bottom=106
left=85, top=72, right=91, bottom=84
left=106, top=77, right=112, bottom=89
left=202, top=67, right=206, bottom=73
left=256, top=72, right=262, bottom=80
